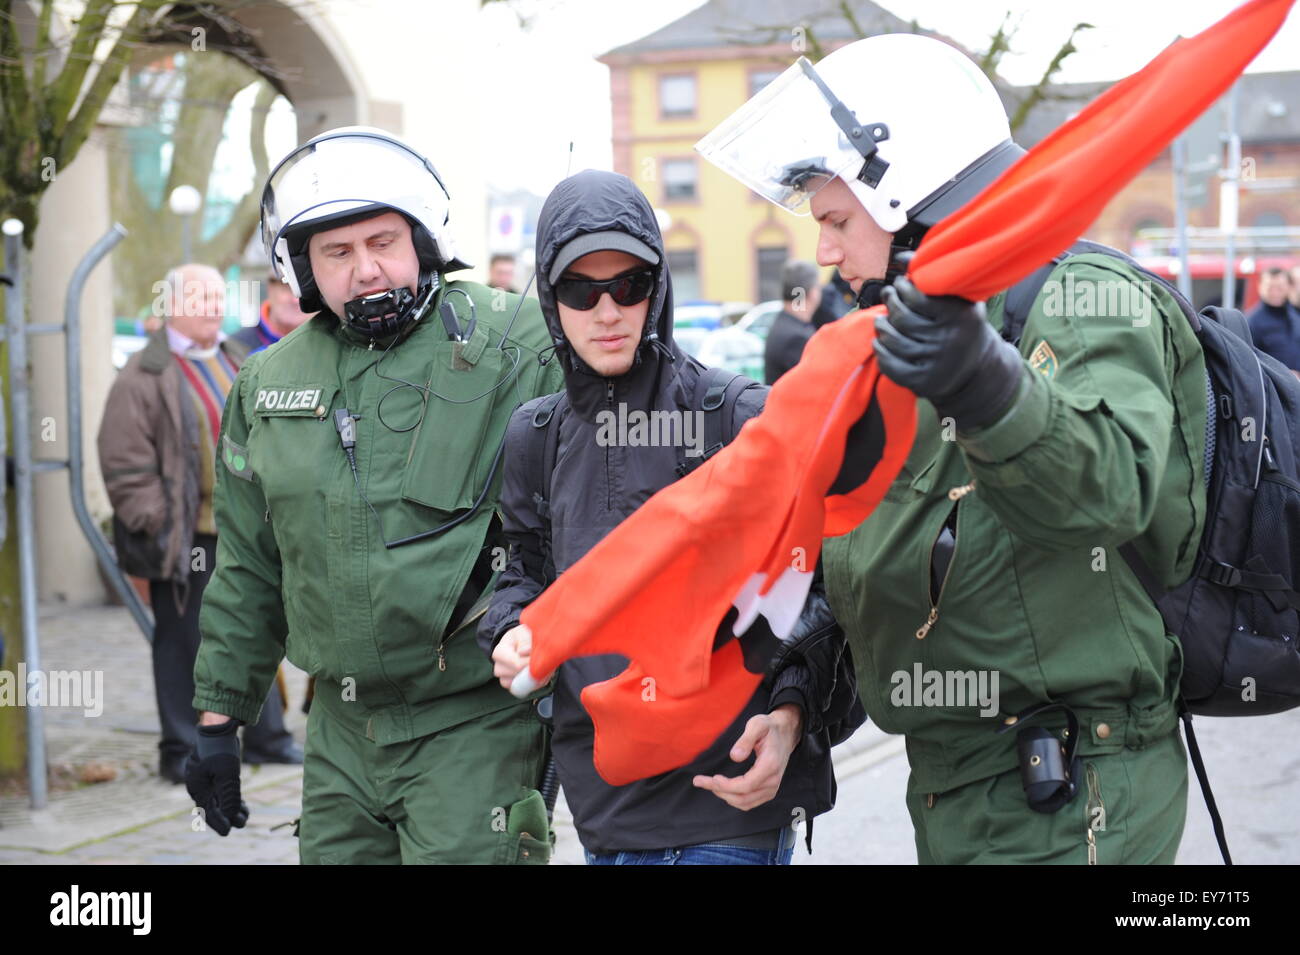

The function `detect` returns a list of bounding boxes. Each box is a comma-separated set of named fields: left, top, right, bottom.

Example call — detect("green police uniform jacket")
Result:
left=824, top=253, right=1208, bottom=795
left=194, top=280, right=564, bottom=743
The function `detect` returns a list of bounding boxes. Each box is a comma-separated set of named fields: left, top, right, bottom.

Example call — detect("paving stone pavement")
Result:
left=2, top=602, right=1295, bottom=865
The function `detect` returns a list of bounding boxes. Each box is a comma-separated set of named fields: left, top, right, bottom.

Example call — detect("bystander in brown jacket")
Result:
left=98, top=264, right=300, bottom=783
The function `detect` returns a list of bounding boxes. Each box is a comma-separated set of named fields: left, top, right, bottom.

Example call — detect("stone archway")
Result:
left=186, top=2, right=373, bottom=139
left=28, top=1, right=369, bottom=604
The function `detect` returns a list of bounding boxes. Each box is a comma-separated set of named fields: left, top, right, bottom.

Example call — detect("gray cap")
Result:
left=548, top=230, right=660, bottom=284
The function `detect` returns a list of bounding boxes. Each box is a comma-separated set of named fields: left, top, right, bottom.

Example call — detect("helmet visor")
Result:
left=695, top=57, right=864, bottom=215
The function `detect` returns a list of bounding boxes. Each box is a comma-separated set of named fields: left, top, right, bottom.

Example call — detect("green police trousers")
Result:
left=299, top=700, right=551, bottom=865
left=905, top=727, right=1188, bottom=864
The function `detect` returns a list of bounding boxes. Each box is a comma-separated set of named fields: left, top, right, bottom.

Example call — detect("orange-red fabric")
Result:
left=521, top=0, right=1293, bottom=786
left=582, top=643, right=764, bottom=785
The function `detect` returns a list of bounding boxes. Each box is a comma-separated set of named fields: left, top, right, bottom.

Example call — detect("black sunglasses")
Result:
left=554, top=269, right=655, bottom=310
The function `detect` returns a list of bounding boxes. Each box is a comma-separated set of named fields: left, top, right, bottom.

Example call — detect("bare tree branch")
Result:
left=58, top=1, right=169, bottom=169
left=979, top=11, right=1015, bottom=77
left=32, top=0, right=53, bottom=90
left=836, top=0, right=863, bottom=40
left=1008, top=22, right=1094, bottom=133
left=201, top=78, right=274, bottom=266
left=1, top=0, right=293, bottom=241
left=45, top=0, right=117, bottom=141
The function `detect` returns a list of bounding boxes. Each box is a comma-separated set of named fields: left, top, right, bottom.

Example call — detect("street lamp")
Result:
left=168, top=184, right=202, bottom=263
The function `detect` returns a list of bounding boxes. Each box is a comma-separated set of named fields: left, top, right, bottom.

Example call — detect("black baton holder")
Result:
left=996, top=700, right=1083, bottom=814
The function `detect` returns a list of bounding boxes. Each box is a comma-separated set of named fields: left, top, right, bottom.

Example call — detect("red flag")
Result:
left=521, top=0, right=1294, bottom=786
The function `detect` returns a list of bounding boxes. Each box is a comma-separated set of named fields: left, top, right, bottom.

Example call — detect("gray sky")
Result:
left=477, top=0, right=1300, bottom=194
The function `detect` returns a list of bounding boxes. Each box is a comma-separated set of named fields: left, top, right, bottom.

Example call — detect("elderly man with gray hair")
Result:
left=98, top=263, right=301, bottom=784
left=763, top=259, right=824, bottom=384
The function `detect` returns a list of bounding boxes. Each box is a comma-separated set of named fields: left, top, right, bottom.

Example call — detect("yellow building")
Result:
left=598, top=1, right=919, bottom=304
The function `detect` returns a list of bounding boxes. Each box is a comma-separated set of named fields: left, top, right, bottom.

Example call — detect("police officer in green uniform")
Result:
left=185, top=127, right=564, bottom=864
left=697, top=35, right=1206, bottom=864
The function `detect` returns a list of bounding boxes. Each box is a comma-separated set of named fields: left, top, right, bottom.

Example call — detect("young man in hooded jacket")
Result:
left=480, top=170, right=867, bottom=864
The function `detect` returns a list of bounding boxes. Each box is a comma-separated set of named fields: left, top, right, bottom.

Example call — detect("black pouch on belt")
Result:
left=996, top=701, right=1083, bottom=814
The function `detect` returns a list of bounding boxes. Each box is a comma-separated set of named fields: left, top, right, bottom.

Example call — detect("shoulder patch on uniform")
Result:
left=222, top=434, right=257, bottom=483
left=1028, top=339, right=1059, bottom=379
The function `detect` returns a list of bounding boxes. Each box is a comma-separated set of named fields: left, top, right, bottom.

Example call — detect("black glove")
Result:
left=185, top=718, right=249, bottom=836
left=765, top=571, right=866, bottom=742
left=875, top=271, right=1026, bottom=432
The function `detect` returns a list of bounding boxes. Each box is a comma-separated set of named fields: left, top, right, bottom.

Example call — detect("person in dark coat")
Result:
left=812, top=269, right=855, bottom=328
left=1247, top=267, right=1300, bottom=373
left=764, top=259, right=823, bottom=383
left=480, top=170, right=865, bottom=864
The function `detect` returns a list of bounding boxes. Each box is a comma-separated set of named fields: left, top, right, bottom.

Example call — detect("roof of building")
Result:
left=601, top=0, right=925, bottom=57
left=1009, top=72, right=1300, bottom=147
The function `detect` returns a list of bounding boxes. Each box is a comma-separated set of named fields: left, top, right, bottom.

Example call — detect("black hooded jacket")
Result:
left=479, top=171, right=863, bottom=854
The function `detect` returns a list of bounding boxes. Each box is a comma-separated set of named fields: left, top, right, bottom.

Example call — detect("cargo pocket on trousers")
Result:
left=399, top=332, right=509, bottom=514
left=496, top=788, right=553, bottom=865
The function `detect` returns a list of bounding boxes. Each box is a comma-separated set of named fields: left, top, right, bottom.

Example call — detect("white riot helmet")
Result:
left=260, top=126, right=470, bottom=321
left=696, top=34, right=1021, bottom=245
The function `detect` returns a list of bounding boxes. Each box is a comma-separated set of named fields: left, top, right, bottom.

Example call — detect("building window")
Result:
left=668, top=250, right=700, bottom=300
left=756, top=246, right=788, bottom=303
left=749, top=69, right=782, bottom=98
left=659, top=74, right=696, bottom=119
left=662, top=158, right=698, bottom=202
left=1252, top=210, right=1287, bottom=228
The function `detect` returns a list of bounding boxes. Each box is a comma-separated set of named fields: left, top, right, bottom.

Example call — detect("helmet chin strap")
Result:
left=855, top=278, right=889, bottom=309
left=854, top=242, right=918, bottom=310
left=342, top=271, right=439, bottom=339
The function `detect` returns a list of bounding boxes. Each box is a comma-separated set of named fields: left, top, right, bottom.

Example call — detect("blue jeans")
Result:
left=584, top=827, right=796, bottom=865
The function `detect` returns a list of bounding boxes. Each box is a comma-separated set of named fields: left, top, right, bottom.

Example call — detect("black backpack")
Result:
left=1003, top=241, right=1300, bottom=862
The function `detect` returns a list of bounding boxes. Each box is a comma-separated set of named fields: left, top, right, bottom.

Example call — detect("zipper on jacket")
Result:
left=915, top=486, right=972, bottom=640
left=605, top=379, right=615, bottom=511
left=437, top=603, right=492, bottom=672
left=916, top=521, right=951, bottom=639
left=947, top=480, right=976, bottom=501
left=1085, top=762, right=1104, bottom=865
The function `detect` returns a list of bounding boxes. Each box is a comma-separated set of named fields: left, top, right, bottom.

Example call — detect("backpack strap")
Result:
left=999, top=238, right=1204, bottom=346
left=1201, top=304, right=1253, bottom=345
left=676, top=366, right=761, bottom=478
left=998, top=241, right=1110, bottom=346
left=1179, top=702, right=1233, bottom=864
left=999, top=257, right=1067, bottom=348
left=525, top=391, right=566, bottom=585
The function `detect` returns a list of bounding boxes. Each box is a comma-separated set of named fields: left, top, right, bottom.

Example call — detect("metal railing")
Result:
left=2, top=222, right=150, bottom=809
